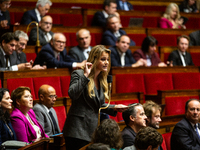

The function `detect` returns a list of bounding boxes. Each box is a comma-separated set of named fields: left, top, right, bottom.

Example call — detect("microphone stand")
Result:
left=26, top=21, right=40, bottom=47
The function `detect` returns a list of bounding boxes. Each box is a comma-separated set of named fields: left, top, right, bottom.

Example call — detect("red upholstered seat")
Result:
left=172, top=73, right=200, bottom=90
left=6, top=78, right=36, bottom=99
left=164, top=53, right=170, bottom=63
left=185, top=18, right=200, bottom=29
left=63, top=33, right=71, bottom=46
left=26, top=53, right=36, bottom=62
left=144, top=73, right=173, bottom=95
left=60, top=14, right=83, bottom=26
left=86, top=15, right=93, bottom=26
left=53, top=106, right=67, bottom=131
left=14, top=12, right=24, bottom=24
left=94, top=33, right=103, bottom=45
left=162, top=132, right=172, bottom=150
left=115, top=74, right=145, bottom=94
left=128, top=34, right=146, bottom=46
left=47, top=14, right=61, bottom=25
left=0, top=81, right=1, bottom=88
left=161, top=136, right=167, bottom=150
left=60, top=76, right=71, bottom=97
left=151, top=34, right=178, bottom=46
left=68, top=33, right=78, bottom=47
left=190, top=53, right=200, bottom=66
left=33, top=77, right=62, bottom=99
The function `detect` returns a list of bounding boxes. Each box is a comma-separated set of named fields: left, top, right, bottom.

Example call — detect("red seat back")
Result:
left=60, top=76, right=71, bottom=97
left=53, top=106, right=67, bottom=131
left=26, top=53, right=36, bottom=62
left=190, top=53, right=200, bottom=66
left=162, top=132, right=172, bottom=150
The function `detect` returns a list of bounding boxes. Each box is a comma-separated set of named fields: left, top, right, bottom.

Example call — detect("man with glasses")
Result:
left=121, top=103, right=147, bottom=149
left=33, top=32, right=86, bottom=69
left=171, top=99, right=200, bottom=150
left=33, top=84, right=60, bottom=136
left=0, top=0, right=11, bottom=29
left=28, top=15, right=53, bottom=46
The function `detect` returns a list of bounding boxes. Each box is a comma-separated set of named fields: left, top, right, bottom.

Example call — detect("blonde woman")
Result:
left=63, top=45, right=127, bottom=150
left=159, top=3, right=186, bottom=29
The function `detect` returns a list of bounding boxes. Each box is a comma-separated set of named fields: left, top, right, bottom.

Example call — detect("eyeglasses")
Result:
left=42, top=22, right=52, bottom=25
left=55, top=40, right=66, bottom=45
left=48, top=95, right=57, bottom=99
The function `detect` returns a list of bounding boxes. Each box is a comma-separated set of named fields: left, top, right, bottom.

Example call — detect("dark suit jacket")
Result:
left=121, top=126, right=136, bottom=149
left=63, top=69, right=117, bottom=142
left=21, top=9, right=38, bottom=25
left=33, top=103, right=61, bottom=136
left=68, top=46, right=92, bottom=62
left=0, top=10, right=10, bottom=25
left=133, top=49, right=161, bottom=66
left=171, top=117, right=200, bottom=150
left=101, top=29, right=135, bottom=46
left=91, top=11, right=107, bottom=28
left=109, top=46, right=136, bottom=67
left=189, top=30, right=200, bottom=46
left=28, top=27, right=54, bottom=46
left=168, top=50, right=194, bottom=66
left=33, top=43, right=75, bottom=68
left=10, top=51, right=27, bottom=64
left=0, top=119, right=17, bottom=145
left=116, top=0, right=133, bottom=10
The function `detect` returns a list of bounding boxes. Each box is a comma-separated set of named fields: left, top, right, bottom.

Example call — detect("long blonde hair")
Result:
left=86, top=45, right=111, bottom=100
left=163, top=3, right=180, bottom=20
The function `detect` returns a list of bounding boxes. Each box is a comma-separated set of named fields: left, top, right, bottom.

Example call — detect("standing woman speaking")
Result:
left=63, top=45, right=127, bottom=150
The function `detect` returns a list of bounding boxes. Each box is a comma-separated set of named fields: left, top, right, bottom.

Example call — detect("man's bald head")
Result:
left=40, top=15, right=53, bottom=33
left=38, top=84, right=57, bottom=109
left=76, top=28, right=91, bottom=49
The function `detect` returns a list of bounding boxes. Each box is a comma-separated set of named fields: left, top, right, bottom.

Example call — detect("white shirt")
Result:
left=35, top=8, right=41, bottom=22
left=114, top=31, right=121, bottom=38
left=102, top=10, right=109, bottom=18
left=119, top=1, right=129, bottom=11
left=44, top=32, right=52, bottom=42
left=83, top=47, right=91, bottom=60
left=42, top=104, right=50, bottom=113
left=117, top=48, right=126, bottom=66
left=178, top=50, right=186, bottom=67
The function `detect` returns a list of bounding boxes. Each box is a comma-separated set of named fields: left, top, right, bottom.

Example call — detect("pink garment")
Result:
left=10, top=108, right=49, bottom=143
left=159, top=17, right=173, bottom=29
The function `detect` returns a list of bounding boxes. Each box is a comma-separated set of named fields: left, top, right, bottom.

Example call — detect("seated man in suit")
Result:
left=28, top=15, right=53, bottom=46
left=33, top=84, right=60, bottom=136
left=91, top=0, right=120, bottom=28
left=171, top=99, right=200, bottom=150
left=0, top=0, right=11, bottom=29
left=0, top=32, right=33, bottom=71
left=121, top=103, right=147, bottom=149
left=68, top=28, right=92, bottom=62
left=33, top=32, right=86, bottom=69
left=189, top=30, right=200, bottom=46
left=110, top=35, right=146, bottom=67
left=168, top=35, right=194, bottom=66
left=21, top=0, right=52, bottom=25
left=101, top=15, right=135, bottom=46
left=116, top=0, right=133, bottom=11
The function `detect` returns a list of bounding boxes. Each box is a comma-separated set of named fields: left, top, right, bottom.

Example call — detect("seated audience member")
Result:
left=168, top=35, right=194, bottom=66
left=68, top=29, right=92, bottom=62
left=116, top=0, right=133, bottom=11
left=28, top=15, right=53, bottom=46
left=121, top=103, right=147, bottom=149
left=0, top=0, right=11, bottom=29
left=91, top=119, right=123, bottom=150
left=21, top=0, right=52, bottom=25
left=0, top=88, right=17, bottom=145
left=133, top=36, right=167, bottom=67
left=110, top=35, right=146, bottom=67
left=102, top=15, right=135, bottom=46
left=189, top=30, right=200, bottom=46
left=159, top=3, right=186, bottom=29
left=125, top=127, right=163, bottom=150
left=91, top=0, right=120, bottom=28
left=10, top=87, right=48, bottom=143
left=33, top=85, right=60, bottom=136
left=86, top=143, right=110, bottom=150
left=0, top=32, right=34, bottom=71
left=33, top=33, right=86, bottom=69
left=179, top=0, right=198, bottom=13
left=171, top=99, right=200, bottom=150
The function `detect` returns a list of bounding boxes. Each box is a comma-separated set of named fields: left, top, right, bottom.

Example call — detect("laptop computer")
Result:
left=128, top=18, right=144, bottom=27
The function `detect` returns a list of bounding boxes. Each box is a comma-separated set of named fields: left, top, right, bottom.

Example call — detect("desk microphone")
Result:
left=107, top=75, right=112, bottom=96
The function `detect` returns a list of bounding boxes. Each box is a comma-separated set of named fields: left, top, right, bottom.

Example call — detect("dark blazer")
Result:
left=171, top=117, right=200, bottom=150
left=109, top=46, right=136, bottom=67
left=10, top=51, right=27, bottom=64
left=101, top=29, right=135, bottom=46
left=0, top=119, right=17, bottom=145
left=68, top=46, right=92, bottom=62
left=189, top=30, right=200, bottom=46
left=63, top=69, right=117, bottom=142
left=133, top=49, right=161, bottom=66
left=0, top=10, right=10, bottom=25
left=33, top=43, right=75, bottom=68
left=21, top=9, right=38, bottom=25
left=168, top=50, right=194, bottom=66
left=91, top=11, right=107, bottom=28
left=28, top=27, right=54, bottom=46
left=33, top=103, right=61, bottom=136
left=121, top=126, right=136, bottom=149
left=116, top=0, right=133, bottom=10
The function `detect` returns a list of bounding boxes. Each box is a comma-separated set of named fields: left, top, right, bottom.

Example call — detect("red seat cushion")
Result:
left=115, top=74, right=145, bottom=94
left=144, top=73, right=173, bottom=95
left=172, top=73, right=200, bottom=90
left=33, top=77, right=62, bottom=99
left=26, top=53, right=36, bottom=62
left=53, top=106, right=66, bottom=131
left=7, top=78, right=36, bottom=99
left=60, top=76, right=71, bottom=97
left=162, top=132, right=172, bottom=150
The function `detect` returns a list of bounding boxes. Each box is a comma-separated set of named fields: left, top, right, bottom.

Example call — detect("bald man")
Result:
left=68, top=28, right=92, bottom=62
left=28, top=15, right=54, bottom=46
left=33, top=84, right=60, bottom=136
